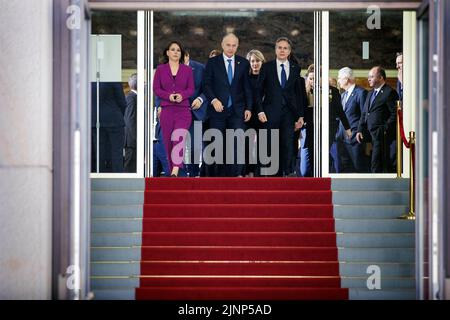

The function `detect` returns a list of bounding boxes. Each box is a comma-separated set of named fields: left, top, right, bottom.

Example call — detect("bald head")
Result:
left=222, top=33, right=239, bottom=58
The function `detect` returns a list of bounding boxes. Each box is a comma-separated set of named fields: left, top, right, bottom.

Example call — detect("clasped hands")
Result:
left=169, top=93, right=183, bottom=103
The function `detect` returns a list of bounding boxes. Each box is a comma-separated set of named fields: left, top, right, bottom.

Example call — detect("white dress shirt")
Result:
left=343, top=84, right=355, bottom=108
left=276, top=59, right=290, bottom=85
left=223, top=53, right=235, bottom=78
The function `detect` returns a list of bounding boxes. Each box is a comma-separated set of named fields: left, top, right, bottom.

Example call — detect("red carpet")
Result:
left=136, top=178, right=348, bottom=300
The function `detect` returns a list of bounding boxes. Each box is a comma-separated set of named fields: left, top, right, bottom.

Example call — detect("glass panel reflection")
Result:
left=91, top=11, right=138, bottom=173
left=329, top=10, right=403, bottom=174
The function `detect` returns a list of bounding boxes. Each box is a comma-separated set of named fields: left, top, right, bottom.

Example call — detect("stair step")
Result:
left=335, top=219, right=414, bottom=233
left=337, top=233, right=414, bottom=248
left=92, top=205, right=143, bottom=218
left=93, top=289, right=135, bottom=300
left=140, top=246, right=338, bottom=261
left=135, top=286, right=348, bottom=300
left=144, top=204, right=333, bottom=218
left=348, top=288, right=415, bottom=300
left=145, top=218, right=335, bottom=233
left=331, top=179, right=409, bottom=191
left=91, top=233, right=143, bottom=247
left=92, top=191, right=144, bottom=205
left=90, top=262, right=416, bottom=278
left=338, top=248, right=415, bottom=262
left=145, top=190, right=332, bottom=204
left=139, top=261, right=340, bottom=276
left=339, top=262, right=415, bottom=277
left=92, top=218, right=334, bottom=233
left=341, top=277, right=415, bottom=289
left=146, top=177, right=331, bottom=190
left=140, top=232, right=337, bottom=246
left=333, top=191, right=409, bottom=205
left=92, top=178, right=145, bottom=191
left=139, top=276, right=342, bottom=288
left=334, top=205, right=409, bottom=219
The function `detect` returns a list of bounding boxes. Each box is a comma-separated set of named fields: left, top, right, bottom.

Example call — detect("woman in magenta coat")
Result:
left=153, top=41, right=195, bottom=176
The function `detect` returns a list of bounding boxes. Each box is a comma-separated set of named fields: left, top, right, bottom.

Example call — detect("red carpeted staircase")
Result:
left=135, top=178, right=348, bottom=300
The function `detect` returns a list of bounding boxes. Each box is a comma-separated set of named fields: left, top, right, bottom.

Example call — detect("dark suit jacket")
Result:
left=189, top=59, right=208, bottom=121
left=91, top=82, right=126, bottom=127
left=358, top=83, right=399, bottom=139
left=203, top=54, right=253, bottom=118
left=337, top=85, right=367, bottom=144
left=124, top=91, right=137, bottom=148
left=256, top=60, right=306, bottom=123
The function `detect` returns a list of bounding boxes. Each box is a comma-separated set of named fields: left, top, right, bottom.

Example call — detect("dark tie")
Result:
left=280, top=63, right=287, bottom=89
left=341, top=90, right=348, bottom=110
left=227, top=59, right=233, bottom=108
left=370, top=90, right=378, bottom=108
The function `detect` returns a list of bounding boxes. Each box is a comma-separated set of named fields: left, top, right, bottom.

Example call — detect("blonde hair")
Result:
left=246, top=49, right=266, bottom=63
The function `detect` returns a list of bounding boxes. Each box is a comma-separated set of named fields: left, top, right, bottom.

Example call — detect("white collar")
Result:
left=223, top=54, right=235, bottom=63
left=131, top=89, right=137, bottom=95
left=276, top=59, right=289, bottom=68
left=346, top=84, right=356, bottom=96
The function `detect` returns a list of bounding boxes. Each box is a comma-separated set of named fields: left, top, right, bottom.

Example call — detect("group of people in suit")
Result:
left=152, top=32, right=400, bottom=177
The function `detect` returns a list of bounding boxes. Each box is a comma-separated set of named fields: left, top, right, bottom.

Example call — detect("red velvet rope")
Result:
left=397, top=108, right=411, bottom=149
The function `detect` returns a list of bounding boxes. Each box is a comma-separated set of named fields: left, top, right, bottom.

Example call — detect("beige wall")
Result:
left=0, top=0, right=53, bottom=299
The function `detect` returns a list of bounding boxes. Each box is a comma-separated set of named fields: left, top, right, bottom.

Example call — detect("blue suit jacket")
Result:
left=203, top=54, right=253, bottom=118
left=188, top=59, right=208, bottom=121
left=337, top=85, right=368, bottom=144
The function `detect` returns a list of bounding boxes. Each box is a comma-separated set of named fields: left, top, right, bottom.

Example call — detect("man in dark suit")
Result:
left=356, top=66, right=399, bottom=173
left=124, top=74, right=137, bottom=173
left=203, top=33, right=253, bottom=177
left=184, top=50, right=208, bottom=177
left=91, top=82, right=127, bottom=173
left=256, top=37, right=306, bottom=176
left=336, top=67, right=369, bottom=173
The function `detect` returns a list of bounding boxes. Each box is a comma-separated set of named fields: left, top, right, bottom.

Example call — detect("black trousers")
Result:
left=260, top=109, right=295, bottom=177
left=91, top=127, right=124, bottom=173
left=370, top=127, right=396, bottom=173
left=208, top=108, right=246, bottom=177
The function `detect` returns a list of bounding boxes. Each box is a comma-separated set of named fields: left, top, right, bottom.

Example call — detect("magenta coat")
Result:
left=153, top=63, right=195, bottom=108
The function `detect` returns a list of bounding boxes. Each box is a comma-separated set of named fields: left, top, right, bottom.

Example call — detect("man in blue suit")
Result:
left=256, top=37, right=306, bottom=176
left=184, top=50, right=208, bottom=177
left=336, top=67, right=369, bottom=173
left=203, top=33, right=253, bottom=177
left=91, top=82, right=126, bottom=173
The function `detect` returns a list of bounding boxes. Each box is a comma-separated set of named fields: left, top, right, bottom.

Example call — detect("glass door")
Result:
left=323, top=9, right=414, bottom=178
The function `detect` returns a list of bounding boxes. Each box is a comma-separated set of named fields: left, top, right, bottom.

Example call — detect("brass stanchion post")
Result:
left=396, top=101, right=403, bottom=178
left=398, top=131, right=415, bottom=220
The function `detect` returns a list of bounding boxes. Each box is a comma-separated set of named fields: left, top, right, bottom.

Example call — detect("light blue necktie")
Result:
left=227, top=59, right=233, bottom=108
left=280, top=63, right=287, bottom=89
left=341, top=90, right=348, bottom=110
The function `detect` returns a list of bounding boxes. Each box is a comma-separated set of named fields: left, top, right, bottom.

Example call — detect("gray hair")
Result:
left=222, top=33, right=239, bottom=44
left=128, top=73, right=137, bottom=90
left=338, top=67, right=354, bottom=81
